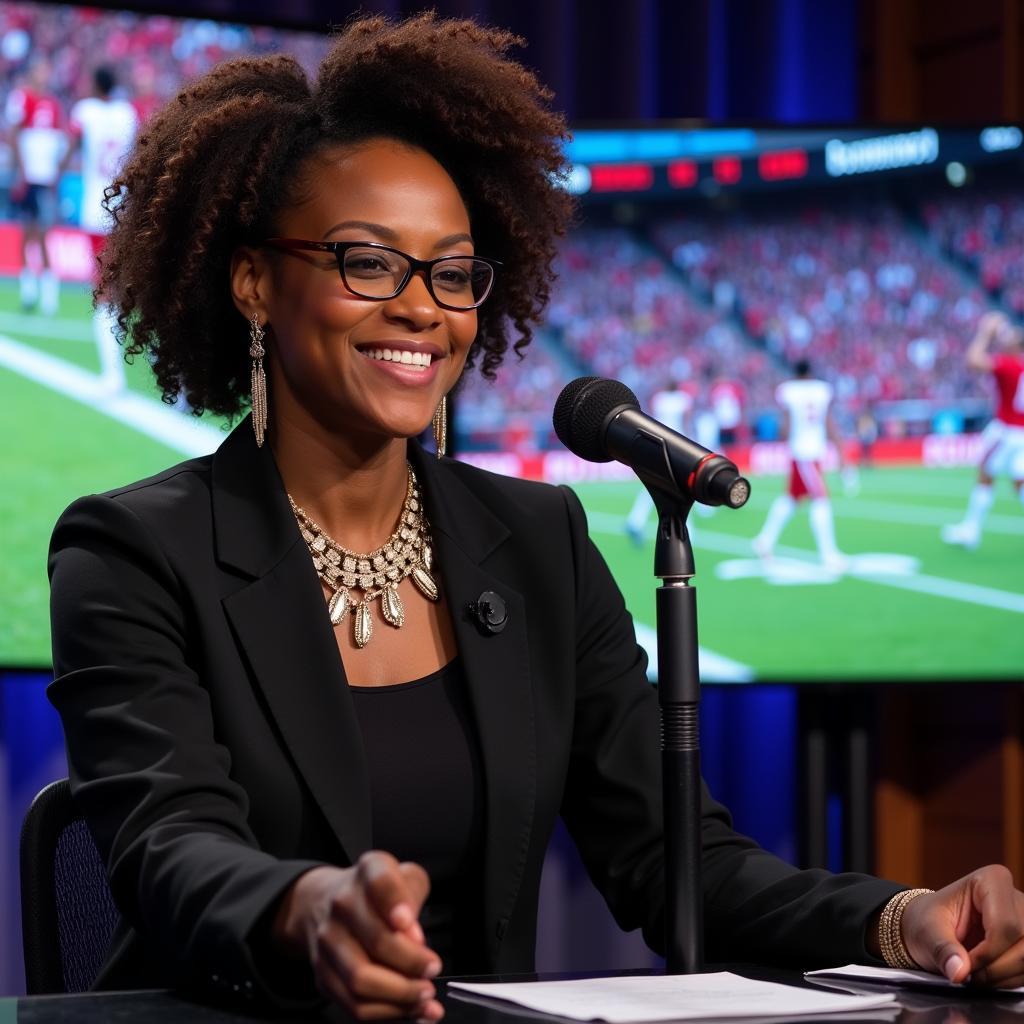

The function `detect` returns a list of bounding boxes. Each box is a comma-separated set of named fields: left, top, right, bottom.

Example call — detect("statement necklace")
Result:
left=289, top=465, right=439, bottom=649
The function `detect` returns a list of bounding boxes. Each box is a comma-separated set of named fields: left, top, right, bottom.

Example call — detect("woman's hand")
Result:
left=901, top=865, right=1024, bottom=987
left=274, top=852, right=444, bottom=1020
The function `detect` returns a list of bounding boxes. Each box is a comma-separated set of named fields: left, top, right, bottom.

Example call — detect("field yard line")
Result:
left=585, top=511, right=1024, bottom=614
left=829, top=497, right=1024, bottom=535
left=0, top=334, right=224, bottom=456
left=739, top=490, right=1022, bottom=534
left=851, top=570, right=1024, bottom=614
left=632, top=623, right=755, bottom=683
left=849, top=476, right=986, bottom=499
left=0, top=310, right=93, bottom=342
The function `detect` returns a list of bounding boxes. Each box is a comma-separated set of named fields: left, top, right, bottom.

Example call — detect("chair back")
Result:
left=20, top=778, right=122, bottom=994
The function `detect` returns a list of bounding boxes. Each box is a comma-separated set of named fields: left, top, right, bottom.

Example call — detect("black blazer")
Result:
left=48, top=420, right=902, bottom=1009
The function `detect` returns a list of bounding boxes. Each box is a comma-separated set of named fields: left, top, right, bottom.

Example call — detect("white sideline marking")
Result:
left=829, top=497, right=1024, bottom=535
left=855, top=569, right=1024, bottom=613
left=715, top=552, right=920, bottom=587
left=633, top=623, right=755, bottom=684
left=0, top=334, right=224, bottom=456
left=740, top=491, right=1023, bottom=535
left=847, top=475, right=988, bottom=498
left=586, top=511, right=1024, bottom=614
left=0, top=310, right=93, bottom=342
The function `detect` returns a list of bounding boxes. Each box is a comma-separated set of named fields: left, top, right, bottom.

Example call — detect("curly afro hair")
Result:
left=97, top=12, right=574, bottom=418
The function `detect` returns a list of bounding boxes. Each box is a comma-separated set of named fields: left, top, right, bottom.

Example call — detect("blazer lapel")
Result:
left=412, top=448, right=537, bottom=962
left=213, top=421, right=372, bottom=863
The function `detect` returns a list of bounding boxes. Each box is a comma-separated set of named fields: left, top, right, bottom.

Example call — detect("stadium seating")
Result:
left=921, top=188, right=1024, bottom=316
left=651, top=203, right=992, bottom=414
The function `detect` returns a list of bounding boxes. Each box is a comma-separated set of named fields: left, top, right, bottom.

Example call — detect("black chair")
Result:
left=20, top=778, right=122, bottom=994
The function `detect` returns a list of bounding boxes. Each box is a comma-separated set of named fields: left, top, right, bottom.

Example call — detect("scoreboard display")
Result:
left=561, top=125, right=1022, bottom=198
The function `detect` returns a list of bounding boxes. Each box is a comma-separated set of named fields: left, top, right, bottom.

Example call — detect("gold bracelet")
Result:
left=878, top=888, right=933, bottom=969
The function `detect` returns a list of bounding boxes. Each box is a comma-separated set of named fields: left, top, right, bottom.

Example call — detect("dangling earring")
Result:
left=432, top=394, right=447, bottom=458
left=249, top=313, right=268, bottom=447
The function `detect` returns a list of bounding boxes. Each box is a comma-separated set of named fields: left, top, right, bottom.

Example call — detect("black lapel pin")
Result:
left=467, top=591, right=509, bottom=635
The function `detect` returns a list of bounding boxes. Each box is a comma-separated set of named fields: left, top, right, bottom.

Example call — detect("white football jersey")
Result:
left=70, top=96, right=138, bottom=232
left=776, top=378, right=833, bottom=460
left=650, top=389, right=693, bottom=433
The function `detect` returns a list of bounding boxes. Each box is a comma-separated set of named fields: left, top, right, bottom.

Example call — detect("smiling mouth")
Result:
left=357, top=346, right=437, bottom=372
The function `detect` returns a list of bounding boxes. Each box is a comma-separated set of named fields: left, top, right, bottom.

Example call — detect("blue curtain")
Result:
left=113, top=0, right=860, bottom=120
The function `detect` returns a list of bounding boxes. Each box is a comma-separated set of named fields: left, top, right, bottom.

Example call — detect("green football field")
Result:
left=0, top=280, right=229, bottom=667
left=2, top=279, right=1022, bottom=678
left=575, top=472, right=1024, bottom=682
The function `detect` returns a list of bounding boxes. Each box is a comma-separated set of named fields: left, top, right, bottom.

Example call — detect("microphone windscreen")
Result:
left=553, top=376, right=640, bottom=462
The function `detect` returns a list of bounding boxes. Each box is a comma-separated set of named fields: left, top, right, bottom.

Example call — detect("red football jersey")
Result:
left=993, top=352, right=1024, bottom=427
left=7, top=88, right=62, bottom=130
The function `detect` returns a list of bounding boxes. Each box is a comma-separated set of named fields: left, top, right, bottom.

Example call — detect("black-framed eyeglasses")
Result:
left=262, top=239, right=501, bottom=311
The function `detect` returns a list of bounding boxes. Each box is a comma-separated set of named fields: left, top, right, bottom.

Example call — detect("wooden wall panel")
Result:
left=914, top=0, right=1001, bottom=47
left=918, top=38, right=1004, bottom=119
left=875, top=688, right=1024, bottom=889
left=861, top=0, right=1021, bottom=120
left=854, top=2, right=1023, bottom=888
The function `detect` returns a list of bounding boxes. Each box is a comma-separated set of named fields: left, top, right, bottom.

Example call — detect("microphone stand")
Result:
left=648, top=485, right=703, bottom=975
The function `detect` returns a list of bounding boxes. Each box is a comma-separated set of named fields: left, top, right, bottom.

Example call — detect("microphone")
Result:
left=553, top=376, right=751, bottom=509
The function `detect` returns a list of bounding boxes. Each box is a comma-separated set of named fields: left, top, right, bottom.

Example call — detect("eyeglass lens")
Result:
left=341, top=247, right=493, bottom=307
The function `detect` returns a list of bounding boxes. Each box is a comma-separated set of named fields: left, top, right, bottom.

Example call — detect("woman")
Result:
left=48, top=12, right=1024, bottom=1020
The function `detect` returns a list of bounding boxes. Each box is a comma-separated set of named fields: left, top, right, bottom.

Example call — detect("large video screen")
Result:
left=0, top=2, right=333, bottom=667
left=1, top=4, right=1021, bottom=680
left=456, top=127, right=1024, bottom=682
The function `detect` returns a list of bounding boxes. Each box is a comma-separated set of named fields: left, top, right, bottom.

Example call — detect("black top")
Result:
left=350, top=658, right=484, bottom=972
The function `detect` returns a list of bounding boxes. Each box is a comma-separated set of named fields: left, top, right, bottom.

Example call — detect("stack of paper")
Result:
left=448, top=972, right=898, bottom=1021
left=806, top=963, right=1024, bottom=995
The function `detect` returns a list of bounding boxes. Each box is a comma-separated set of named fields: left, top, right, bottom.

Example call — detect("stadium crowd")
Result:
left=921, top=188, right=1024, bottom=318
left=456, top=202, right=1006, bottom=452
left=1, top=3, right=327, bottom=116
left=546, top=229, right=773, bottom=414
left=651, top=203, right=992, bottom=415
left=456, top=333, right=571, bottom=450
left=0, top=2, right=329, bottom=218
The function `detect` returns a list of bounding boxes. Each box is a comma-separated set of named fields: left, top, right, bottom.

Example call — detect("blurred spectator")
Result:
left=5, top=54, right=63, bottom=312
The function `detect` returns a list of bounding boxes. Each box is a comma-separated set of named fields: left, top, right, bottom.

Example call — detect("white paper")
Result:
left=806, top=963, right=1024, bottom=995
left=448, top=972, right=898, bottom=1022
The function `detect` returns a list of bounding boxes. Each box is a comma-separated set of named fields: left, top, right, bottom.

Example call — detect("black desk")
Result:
left=3, top=969, right=1023, bottom=1023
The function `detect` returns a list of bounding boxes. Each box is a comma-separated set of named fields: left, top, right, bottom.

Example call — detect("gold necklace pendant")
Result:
left=353, top=602, right=373, bottom=648
left=381, top=585, right=405, bottom=628
left=410, top=565, right=439, bottom=602
left=290, top=465, right=439, bottom=648
left=328, top=588, right=350, bottom=626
